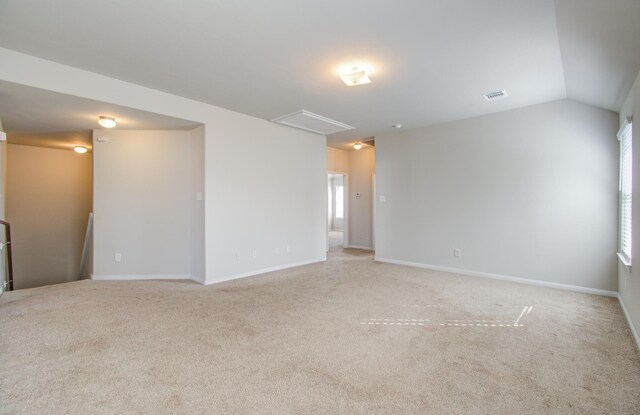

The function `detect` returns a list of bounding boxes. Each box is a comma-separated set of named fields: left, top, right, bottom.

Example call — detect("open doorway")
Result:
left=6, top=139, right=93, bottom=289
left=0, top=80, right=203, bottom=289
left=328, top=173, right=347, bottom=251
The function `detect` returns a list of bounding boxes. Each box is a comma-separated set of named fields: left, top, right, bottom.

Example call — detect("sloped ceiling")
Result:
left=0, top=0, right=638, bottom=149
left=556, top=0, right=640, bottom=111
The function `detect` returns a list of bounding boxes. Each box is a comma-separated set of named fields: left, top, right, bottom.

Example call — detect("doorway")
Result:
left=328, top=173, right=347, bottom=251
left=6, top=141, right=93, bottom=289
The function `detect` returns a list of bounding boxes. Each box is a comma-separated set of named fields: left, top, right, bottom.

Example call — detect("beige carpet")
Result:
left=329, top=230, right=344, bottom=250
left=1, top=249, right=639, bottom=414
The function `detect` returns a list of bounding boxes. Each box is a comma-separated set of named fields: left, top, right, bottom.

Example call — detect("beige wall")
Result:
left=92, top=129, right=199, bottom=280
left=189, top=126, right=205, bottom=282
left=349, top=148, right=375, bottom=249
left=7, top=144, right=92, bottom=289
left=0, top=48, right=327, bottom=286
left=327, top=147, right=350, bottom=174
left=618, top=69, right=640, bottom=347
left=376, top=99, right=619, bottom=293
left=326, top=146, right=375, bottom=249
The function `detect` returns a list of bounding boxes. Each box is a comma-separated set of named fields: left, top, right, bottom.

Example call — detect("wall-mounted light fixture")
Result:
left=98, top=116, right=117, bottom=128
left=74, top=146, right=88, bottom=154
left=353, top=142, right=363, bottom=150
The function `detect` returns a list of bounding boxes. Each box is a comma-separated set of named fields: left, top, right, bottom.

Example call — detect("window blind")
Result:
left=619, top=120, right=633, bottom=264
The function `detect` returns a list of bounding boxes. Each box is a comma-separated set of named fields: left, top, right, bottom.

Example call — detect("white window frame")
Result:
left=618, top=117, right=633, bottom=270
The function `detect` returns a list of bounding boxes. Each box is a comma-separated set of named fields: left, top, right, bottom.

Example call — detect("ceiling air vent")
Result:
left=482, top=89, right=508, bottom=101
left=271, top=110, right=355, bottom=135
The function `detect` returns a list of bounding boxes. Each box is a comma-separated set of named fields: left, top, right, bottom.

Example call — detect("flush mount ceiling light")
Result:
left=98, top=116, right=117, bottom=128
left=353, top=142, right=363, bottom=150
left=74, top=146, right=88, bottom=154
left=392, top=124, right=402, bottom=129
left=339, top=65, right=372, bottom=86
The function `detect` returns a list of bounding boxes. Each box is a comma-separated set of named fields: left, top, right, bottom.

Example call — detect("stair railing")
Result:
left=0, top=220, right=14, bottom=291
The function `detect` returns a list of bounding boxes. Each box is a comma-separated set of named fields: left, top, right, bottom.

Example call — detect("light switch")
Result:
left=196, top=192, right=203, bottom=201
left=379, top=195, right=386, bottom=202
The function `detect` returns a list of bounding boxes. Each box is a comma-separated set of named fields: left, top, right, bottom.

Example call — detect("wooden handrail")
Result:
left=0, top=220, right=13, bottom=291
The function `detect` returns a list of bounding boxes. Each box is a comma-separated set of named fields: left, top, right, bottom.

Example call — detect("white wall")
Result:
left=7, top=144, right=92, bottom=288
left=0, top=48, right=327, bottom=285
left=376, top=99, right=619, bottom=293
left=92, top=130, right=195, bottom=278
left=618, top=69, right=640, bottom=346
left=189, top=126, right=205, bottom=282
left=208, top=120, right=326, bottom=281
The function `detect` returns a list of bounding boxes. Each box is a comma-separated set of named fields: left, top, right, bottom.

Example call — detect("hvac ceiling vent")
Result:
left=482, top=89, right=509, bottom=101
left=271, top=110, right=355, bottom=135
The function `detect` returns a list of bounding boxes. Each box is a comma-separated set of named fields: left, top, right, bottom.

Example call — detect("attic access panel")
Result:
left=271, top=110, right=355, bottom=135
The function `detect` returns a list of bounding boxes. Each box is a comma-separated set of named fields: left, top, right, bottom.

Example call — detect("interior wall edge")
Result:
left=619, top=294, right=640, bottom=351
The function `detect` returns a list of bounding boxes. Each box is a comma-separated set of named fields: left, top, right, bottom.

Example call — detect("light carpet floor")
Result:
left=328, top=230, right=344, bottom=250
left=1, top=249, right=639, bottom=414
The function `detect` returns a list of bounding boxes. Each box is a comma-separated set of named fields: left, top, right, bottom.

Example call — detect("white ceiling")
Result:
left=0, top=0, right=638, bottom=150
left=0, top=80, right=201, bottom=149
left=555, top=0, right=640, bottom=111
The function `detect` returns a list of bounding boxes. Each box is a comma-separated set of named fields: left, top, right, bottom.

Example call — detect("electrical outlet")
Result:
left=252, top=250, right=257, bottom=259
left=114, top=253, right=122, bottom=263
left=286, top=245, right=291, bottom=254
left=453, top=248, right=461, bottom=258
left=235, top=253, right=240, bottom=262
left=275, top=247, right=280, bottom=255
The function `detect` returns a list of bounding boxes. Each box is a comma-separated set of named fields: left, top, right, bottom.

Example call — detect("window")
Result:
left=335, top=185, right=344, bottom=219
left=618, top=118, right=633, bottom=266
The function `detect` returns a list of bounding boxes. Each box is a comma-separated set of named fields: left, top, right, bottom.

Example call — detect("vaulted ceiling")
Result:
left=0, top=0, right=638, bottom=149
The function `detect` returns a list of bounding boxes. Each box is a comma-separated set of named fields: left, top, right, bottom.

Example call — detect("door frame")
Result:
left=327, top=171, right=349, bottom=250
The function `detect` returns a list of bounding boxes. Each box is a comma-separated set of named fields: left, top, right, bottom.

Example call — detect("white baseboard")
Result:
left=190, top=274, right=206, bottom=285
left=375, top=257, right=618, bottom=298
left=205, top=257, right=326, bottom=285
left=91, top=274, right=200, bottom=283
left=618, top=294, right=640, bottom=351
left=344, top=245, right=374, bottom=251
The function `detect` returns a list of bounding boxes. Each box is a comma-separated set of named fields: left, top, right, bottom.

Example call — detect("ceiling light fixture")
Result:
left=98, top=116, right=117, bottom=128
left=339, top=65, right=372, bottom=87
left=392, top=124, right=402, bottom=129
left=74, top=146, right=88, bottom=154
left=353, top=142, right=363, bottom=150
